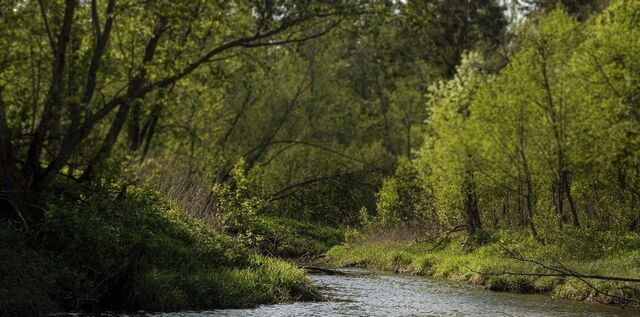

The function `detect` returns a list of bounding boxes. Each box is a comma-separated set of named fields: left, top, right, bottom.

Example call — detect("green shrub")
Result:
left=370, top=159, right=432, bottom=232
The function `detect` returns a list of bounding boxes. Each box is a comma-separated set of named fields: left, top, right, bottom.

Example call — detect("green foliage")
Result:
left=358, top=207, right=373, bottom=229
left=139, top=256, right=312, bottom=310
left=212, top=159, right=265, bottom=234
left=45, top=183, right=245, bottom=270
left=419, top=52, right=488, bottom=227
left=525, top=0, right=610, bottom=20
left=372, top=159, right=432, bottom=231
left=3, top=0, right=640, bottom=313
left=206, top=160, right=344, bottom=257
left=414, top=1, right=640, bottom=239
left=0, top=181, right=313, bottom=315
left=246, top=216, right=344, bottom=257
left=376, top=177, right=402, bottom=228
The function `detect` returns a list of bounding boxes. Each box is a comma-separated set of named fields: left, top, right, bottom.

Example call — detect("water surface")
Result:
left=72, top=269, right=640, bottom=316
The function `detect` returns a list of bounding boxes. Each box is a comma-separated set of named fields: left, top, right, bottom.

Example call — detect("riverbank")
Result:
left=203, top=268, right=640, bottom=316
left=247, top=216, right=343, bottom=258
left=0, top=180, right=331, bottom=317
left=325, top=230, right=640, bottom=307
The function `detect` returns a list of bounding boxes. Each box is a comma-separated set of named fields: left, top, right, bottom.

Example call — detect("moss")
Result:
left=325, top=230, right=640, bottom=306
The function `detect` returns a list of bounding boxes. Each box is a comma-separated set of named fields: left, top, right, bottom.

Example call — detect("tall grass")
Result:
left=146, top=169, right=223, bottom=229
left=139, top=256, right=316, bottom=310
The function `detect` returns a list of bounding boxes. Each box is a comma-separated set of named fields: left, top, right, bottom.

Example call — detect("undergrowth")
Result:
left=0, top=179, right=316, bottom=316
left=248, top=216, right=344, bottom=257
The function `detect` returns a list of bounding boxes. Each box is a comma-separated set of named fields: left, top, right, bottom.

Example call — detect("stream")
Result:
left=72, top=269, right=639, bottom=317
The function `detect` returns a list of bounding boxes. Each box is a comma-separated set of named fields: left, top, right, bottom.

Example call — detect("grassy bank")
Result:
left=325, top=230, right=640, bottom=306
left=0, top=180, right=319, bottom=317
left=248, top=216, right=344, bottom=258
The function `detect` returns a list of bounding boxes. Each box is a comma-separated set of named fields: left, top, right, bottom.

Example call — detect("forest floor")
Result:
left=324, top=229, right=640, bottom=307
left=0, top=179, right=341, bottom=317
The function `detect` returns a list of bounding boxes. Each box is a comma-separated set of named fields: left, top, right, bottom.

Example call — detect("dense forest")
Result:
left=1, top=0, right=639, bottom=316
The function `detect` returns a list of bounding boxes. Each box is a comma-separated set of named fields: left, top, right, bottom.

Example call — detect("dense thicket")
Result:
left=0, top=0, right=367, bottom=228
left=1, top=0, right=638, bottom=240
left=408, top=0, right=640, bottom=239
left=1, top=0, right=511, bottom=229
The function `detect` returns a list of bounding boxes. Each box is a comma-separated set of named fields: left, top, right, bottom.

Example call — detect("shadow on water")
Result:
left=64, top=268, right=640, bottom=317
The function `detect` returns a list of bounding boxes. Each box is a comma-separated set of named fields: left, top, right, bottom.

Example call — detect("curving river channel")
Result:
left=76, top=269, right=639, bottom=317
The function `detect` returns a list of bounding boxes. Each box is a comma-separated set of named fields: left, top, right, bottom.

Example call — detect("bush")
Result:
left=371, top=159, right=432, bottom=232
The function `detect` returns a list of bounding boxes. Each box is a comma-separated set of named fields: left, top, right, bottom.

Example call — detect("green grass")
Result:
left=0, top=180, right=317, bottom=316
left=139, top=255, right=317, bottom=310
left=249, top=216, right=344, bottom=257
left=325, top=230, right=640, bottom=306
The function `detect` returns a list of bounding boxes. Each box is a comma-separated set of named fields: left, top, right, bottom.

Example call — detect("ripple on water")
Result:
left=66, top=269, right=640, bottom=317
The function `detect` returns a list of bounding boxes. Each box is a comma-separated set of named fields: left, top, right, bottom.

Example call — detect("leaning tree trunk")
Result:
left=80, top=101, right=131, bottom=182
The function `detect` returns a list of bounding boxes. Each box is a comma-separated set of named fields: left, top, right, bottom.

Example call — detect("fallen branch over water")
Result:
left=471, top=269, right=640, bottom=283
left=301, top=266, right=348, bottom=275
left=470, top=245, right=640, bottom=306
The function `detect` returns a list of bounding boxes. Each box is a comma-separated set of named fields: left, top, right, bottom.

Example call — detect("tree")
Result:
left=520, top=10, right=584, bottom=228
left=523, top=0, right=609, bottom=20
left=420, top=53, right=488, bottom=236
left=566, top=0, right=640, bottom=229
left=402, top=0, right=508, bottom=77
left=0, top=0, right=360, bottom=230
left=471, top=44, right=545, bottom=237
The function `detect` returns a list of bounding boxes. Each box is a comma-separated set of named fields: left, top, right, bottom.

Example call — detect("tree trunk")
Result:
left=1, top=152, right=44, bottom=230
left=139, top=103, right=161, bottom=161
left=562, top=169, right=580, bottom=227
left=23, top=0, right=77, bottom=184
left=517, top=130, right=540, bottom=239
left=128, top=101, right=142, bottom=151
left=81, top=16, right=168, bottom=181
left=524, top=178, right=540, bottom=240
left=462, top=168, right=482, bottom=235
left=1, top=88, right=44, bottom=229
left=81, top=102, right=131, bottom=181
left=552, top=181, right=568, bottom=229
